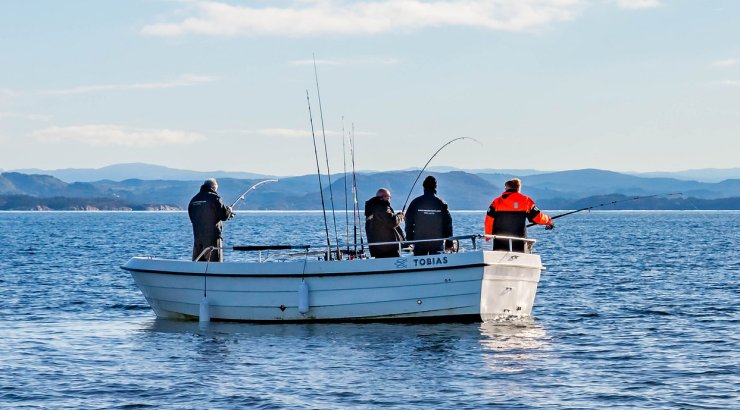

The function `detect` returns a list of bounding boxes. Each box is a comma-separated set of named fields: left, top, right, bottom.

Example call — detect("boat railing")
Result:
left=481, top=234, right=537, bottom=254
left=226, top=235, right=481, bottom=261
left=232, top=245, right=311, bottom=262
left=197, top=233, right=537, bottom=262
left=365, top=234, right=479, bottom=252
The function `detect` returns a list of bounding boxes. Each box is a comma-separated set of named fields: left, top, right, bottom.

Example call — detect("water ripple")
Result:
left=0, top=211, right=738, bottom=408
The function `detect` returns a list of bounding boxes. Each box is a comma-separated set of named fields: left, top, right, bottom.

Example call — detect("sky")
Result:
left=1, top=0, right=738, bottom=176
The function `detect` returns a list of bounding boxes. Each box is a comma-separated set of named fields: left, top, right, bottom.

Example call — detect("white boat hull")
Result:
left=122, top=251, right=542, bottom=322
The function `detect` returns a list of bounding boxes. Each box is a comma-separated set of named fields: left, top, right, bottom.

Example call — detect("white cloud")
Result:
left=0, top=88, right=19, bottom=97
left=141, top=0, right=585, bottom=37
left=258, top=128, right=315, bottom=138
left=711, top=58, right=738, bottom=68
left=214, top=128, right=375, bottom=138
left=258, top=128, right=375, bottom=137
left=0, top=111, right=51, bottom=122
left=252, top=128, right=342, bottom=137
left=616, top=0, right=661, bottom=9
left=0, top=88, right=21, bottom=102
left=37, top=74, right=218, bottom=96
left=32, top=125, right=206, bottom=147
left=290, top=57, right=400, bottom=66
left=720, top=80, right=739, bottom=87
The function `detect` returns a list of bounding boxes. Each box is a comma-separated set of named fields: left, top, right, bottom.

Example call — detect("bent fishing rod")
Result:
left=526, top=192, right=683, bottom=227
left=230, top=179, right=279, bottom=209
left=401, top=137, right=482, bottom=212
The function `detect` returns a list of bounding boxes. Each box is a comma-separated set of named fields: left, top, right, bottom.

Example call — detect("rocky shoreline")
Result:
left=0, top=195, right=181, bottom=211
left=24, top=205, right=182, bottom=211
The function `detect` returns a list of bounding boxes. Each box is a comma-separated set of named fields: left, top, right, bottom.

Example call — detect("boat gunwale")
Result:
left=122, top=261, right=488, bottom=278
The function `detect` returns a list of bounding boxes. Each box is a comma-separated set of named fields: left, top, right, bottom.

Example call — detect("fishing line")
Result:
left=527, top=192, right=684, bottom=227
left=682, top=195, right=716, bottom=230
left=401, top=137, right=482, bottom=212
left=306, top=90, right=332, bottom=258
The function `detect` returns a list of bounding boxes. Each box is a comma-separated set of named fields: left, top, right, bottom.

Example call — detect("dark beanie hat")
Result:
left=422, top=175, right=437, bottom=191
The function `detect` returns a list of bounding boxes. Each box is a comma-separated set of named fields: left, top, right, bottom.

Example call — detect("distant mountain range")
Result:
left=6, top=163, right=740, bottom=183
left=427, top=166, right=740, bottom=183
left=1, top=166, right=740, bottom=211
left=8, top=163, right=273, bottom=182
left=628, top=168, right=740, bottom=183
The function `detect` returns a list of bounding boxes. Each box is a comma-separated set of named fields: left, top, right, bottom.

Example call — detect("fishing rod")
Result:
left=342, top=117, right=350, bottom=255
left=350, top=123, right=364, bottom=255
left=401, top=137, right=481, bottom=212
left=306, top=90, right=333, bottom=258
left=527, top=192, right=683, bottom=227
left=313, top=56, right=341, bottom=260
left=230, top=179, right=279, bottom=208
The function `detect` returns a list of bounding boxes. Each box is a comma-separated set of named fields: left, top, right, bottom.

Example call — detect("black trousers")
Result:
left=192, top=238, right=223, bottom=262
left=369, top=245, right=401, bottom=258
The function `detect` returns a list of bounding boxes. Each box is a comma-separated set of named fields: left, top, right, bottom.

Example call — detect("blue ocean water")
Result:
left=0, top=211, right=738, bottom=409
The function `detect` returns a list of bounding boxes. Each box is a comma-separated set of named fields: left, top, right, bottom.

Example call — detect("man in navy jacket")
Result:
left=405, top=176, right=453, bottom=256
left=188, top=178, right=233, bottom=261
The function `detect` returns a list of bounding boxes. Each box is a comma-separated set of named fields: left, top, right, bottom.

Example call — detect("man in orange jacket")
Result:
left=484, top=178, right=553, bottom=252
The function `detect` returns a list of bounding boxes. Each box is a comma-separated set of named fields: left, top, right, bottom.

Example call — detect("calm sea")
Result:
left=1, top=211, right=738, bottom=409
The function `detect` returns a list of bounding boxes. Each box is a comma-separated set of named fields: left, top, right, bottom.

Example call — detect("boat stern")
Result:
left=480, top=251, right=543, bottom=320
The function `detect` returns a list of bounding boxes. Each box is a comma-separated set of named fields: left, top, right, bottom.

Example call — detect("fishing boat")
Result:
left=122, top=235, right=544, bottom=322
left=123, top=76, right=549, bottom=322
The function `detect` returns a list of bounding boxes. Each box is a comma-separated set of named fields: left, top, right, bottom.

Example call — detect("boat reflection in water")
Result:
left=478, top=319, right=550, bottom=373
left=141, top=317, right=551, bottom=390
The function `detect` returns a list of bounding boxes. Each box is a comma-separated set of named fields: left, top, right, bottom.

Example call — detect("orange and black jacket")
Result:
left=484, top=190, right=551, bottom=251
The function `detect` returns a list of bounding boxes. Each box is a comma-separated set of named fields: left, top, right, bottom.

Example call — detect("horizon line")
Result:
left=4, top=162, right=740, bottom=176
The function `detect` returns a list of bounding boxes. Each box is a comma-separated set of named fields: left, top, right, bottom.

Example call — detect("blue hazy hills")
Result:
left=1, top=164, right=739, bottom=210
left=10, top=162, right=272, bottom=182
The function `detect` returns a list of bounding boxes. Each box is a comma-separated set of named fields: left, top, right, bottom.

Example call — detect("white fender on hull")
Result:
left=298, top=281, right=310, bottom=314
left=199, top=295, right=210, bottom=322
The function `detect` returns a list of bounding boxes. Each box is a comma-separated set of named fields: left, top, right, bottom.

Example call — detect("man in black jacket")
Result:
left=365, top=188, right=405, bottom=258
left=405, top=176, right=453, bottom=256
left=188, top=178, right=233, bottom=262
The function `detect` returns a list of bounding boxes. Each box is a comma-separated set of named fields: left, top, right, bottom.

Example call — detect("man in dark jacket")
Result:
left=365, top=188, right=405, bottom=258
left=405, top=176, right=453, bottom=256
left=484, top=178, right=553, bottom=252
left=188, top=178, right=233, bottom=262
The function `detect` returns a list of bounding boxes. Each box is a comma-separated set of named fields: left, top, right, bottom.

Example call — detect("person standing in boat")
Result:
left=188, top=178, right=233, bottom=262
left=365, top=188, right=405, bottom=258
left=405, top=176, right=453, bottom=256
left=484, top=178, right=554, bottom=252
